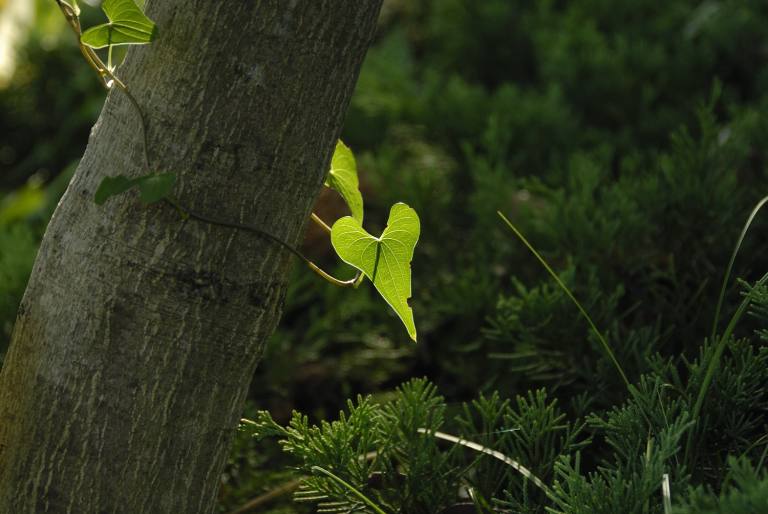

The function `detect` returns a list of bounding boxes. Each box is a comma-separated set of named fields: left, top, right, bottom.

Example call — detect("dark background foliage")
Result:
left=2, top=0, right=768, bottom=512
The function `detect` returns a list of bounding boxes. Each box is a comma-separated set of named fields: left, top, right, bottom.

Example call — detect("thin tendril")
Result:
left=166, top=196, right=362, bottom=287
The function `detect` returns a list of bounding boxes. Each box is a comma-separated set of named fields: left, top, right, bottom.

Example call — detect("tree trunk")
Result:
left=0, top=0, right=382, bottom=511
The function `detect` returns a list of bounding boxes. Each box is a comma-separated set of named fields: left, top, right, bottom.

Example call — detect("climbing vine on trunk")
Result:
left=57, top=0, right=421, bottom=341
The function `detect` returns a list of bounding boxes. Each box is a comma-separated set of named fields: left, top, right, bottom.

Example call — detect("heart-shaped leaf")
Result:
left=331, top=203, right=420, bottom=341
left=325, top=141, right=364, bottom=224
left=94, top=172, right=176, bottom=205
left=81, top=0, right=159, bottom=49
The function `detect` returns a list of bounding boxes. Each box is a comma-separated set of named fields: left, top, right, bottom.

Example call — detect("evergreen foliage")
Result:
left=247, top=316, right=768, bottom=512
left=675, top=457, right=768, bottom=514
left=246, top=378, right=586, bottom=514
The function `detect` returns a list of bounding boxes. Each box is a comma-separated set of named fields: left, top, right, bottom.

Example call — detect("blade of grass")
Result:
left=497, top=212, right=629, bottom=387
left=644, top=435, right=652, bottom=514
left=686, top=271, right=768, bottom=463
left=711, top=195, right=768, bottom=341
left=311, top=466, right=387, bottom=514
left=468, top=487, right=485, bottom=514
left=418, top=428, right=555, bottom=499
left=662, top=474, right=672, bottom=514
left=722, top=435, right=768, bottom=490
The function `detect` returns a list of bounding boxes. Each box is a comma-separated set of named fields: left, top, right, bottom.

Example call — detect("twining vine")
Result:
left=55, top=2, right=768, bottom=512
left=55, top=0, right=420, bottom=341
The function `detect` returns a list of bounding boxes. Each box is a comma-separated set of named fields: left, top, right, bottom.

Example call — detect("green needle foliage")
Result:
left=498, top=212, right=629, bottom=386
left=675, top=457, right=768, bottom=514
left=743, top=279, right=768, bottom=344
left=248, top=306, right=768, bottom=512
left=246, top=378, right=585, bottom=514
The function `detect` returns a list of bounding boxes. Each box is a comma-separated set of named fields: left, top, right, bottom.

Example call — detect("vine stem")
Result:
left=711, top=195, right=768, bottom=341
left=166, top=195, right=361, bottom=287
left=311, top=212, right=333, bottom=234
left=56, top=0, right=362, bottom=289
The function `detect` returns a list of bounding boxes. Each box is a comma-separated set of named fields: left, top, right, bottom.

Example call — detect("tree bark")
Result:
left=0, top=0, right=382, bottom=511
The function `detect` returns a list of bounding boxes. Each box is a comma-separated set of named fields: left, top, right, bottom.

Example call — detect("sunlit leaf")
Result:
left=94, top=172, right=175, bottom=205
left=325, top=141, right=364, bottom=224
left=80, top=0, right=159, bottom=49
left=331, top=203, right=419, bottom=341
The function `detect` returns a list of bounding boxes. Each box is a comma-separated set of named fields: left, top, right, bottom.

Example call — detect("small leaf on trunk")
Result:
left=94, top=174, right=139, bottom=204
left=137, top=172, right=176, bottom=203
left=94, top=172, right=176, bottom=205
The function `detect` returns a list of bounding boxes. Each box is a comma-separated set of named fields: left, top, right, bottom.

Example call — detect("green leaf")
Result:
left=94, top=172, right=176, bottom=205
left=80, top=0, right=159, bottom=49
left=331, top=203, right=419, bottom=341
left=94, top=174, right=140, bottom=205
left=325, top=141, right=364, bottom=224
left=137, top=172, right=176, bottom=203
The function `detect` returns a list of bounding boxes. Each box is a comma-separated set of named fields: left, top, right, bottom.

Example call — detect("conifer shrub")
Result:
left=240, top=308, right=768, bottom=512
left=236, top=270, right=768, bottom=512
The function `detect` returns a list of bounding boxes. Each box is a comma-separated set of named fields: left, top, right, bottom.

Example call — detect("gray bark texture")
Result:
left=0, top=0, right=383, bottom=511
